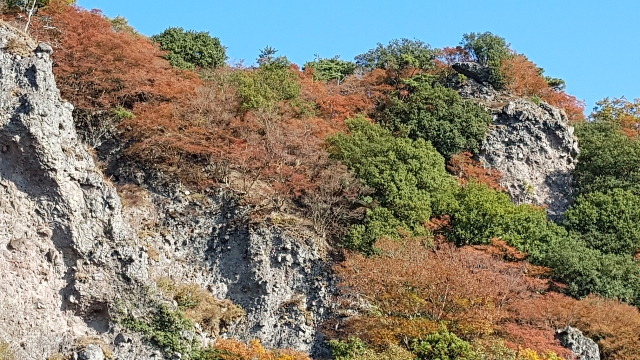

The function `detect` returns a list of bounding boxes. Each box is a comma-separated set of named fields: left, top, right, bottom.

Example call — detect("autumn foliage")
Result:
left=333, top=237, right=640, bottom=359
left=501, top=54, right=585, bottom=121
left=212, top=339, right=310, bottom=360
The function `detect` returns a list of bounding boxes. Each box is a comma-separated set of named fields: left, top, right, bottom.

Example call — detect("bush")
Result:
left=152, top=27, right=226, bottom=70
left=447, top=182, right=559, bottom=254
left=355, top=38, right=435, bottom=86
left=233, top=49, right=302, bottom=112
left=328, top=117, right=458, bottom=253
left=537, top=236, right=640, bottom=305
left=573, top=107, right=640, bottom=194
left=379, top=74, right=492, bottom=158
left=303, top=55, right=356, bottom=83
left=564, top=189, right=640, bottom=255
left=461, top=32, right=511, bottom=88
left=410, top=326, right=477, bottom=360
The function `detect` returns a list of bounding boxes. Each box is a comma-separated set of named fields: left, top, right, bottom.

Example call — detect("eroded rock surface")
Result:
left=0, top=27, right=146, bottom=358
left=556, top=327, right=600, bottom=360
left=479, top=99, right=579, bottom=218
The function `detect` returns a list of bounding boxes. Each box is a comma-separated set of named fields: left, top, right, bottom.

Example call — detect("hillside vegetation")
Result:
left=2, top=1, right=640, bottom=359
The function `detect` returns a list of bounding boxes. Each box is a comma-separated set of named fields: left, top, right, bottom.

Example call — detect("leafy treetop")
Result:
left=152, top=27, right=226, bottom=70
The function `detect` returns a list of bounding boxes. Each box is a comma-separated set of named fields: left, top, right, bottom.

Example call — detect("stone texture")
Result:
left=452, top=61, right=492, bottom=84
left=116, top=179, right=336, bottom=357
left=478, top=99, right=579, bottom=219
left=77, top=344, right=105, bottom=360
left=556, top=327, right=600, bottom=360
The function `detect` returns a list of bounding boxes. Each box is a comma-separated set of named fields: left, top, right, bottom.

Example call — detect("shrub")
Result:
left=327, top=117, right=458, bottom=253
left=122, top=304, right=198, bottom=355
left=233, top=50, right=302, bottom=112
left=410, top=326, right=477, bottom=360
left=447, top=182, right=558, bottom=254
left=460, top=32, right=511, bottom=88
left=152, top=27, right=226, bottom=70
left=156, top=279, right=245, bottom=336
left=573, top=120, right=640, bottom=194
left=537, top=235, right=640, bottom=305
left=378, top=74, right=492, bottom=158
left=564, top=189, right=640, bottom=255
left=303, top=55, right=356, bottom=83
left=355, top=38, right=435, bottom=86
left=500, top=54, right=584, bottom=121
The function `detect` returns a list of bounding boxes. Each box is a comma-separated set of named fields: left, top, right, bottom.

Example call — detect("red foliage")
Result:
left=447, top=152, right=503, bottom=190
left=31, top=0, right=199, bottom=110
left=333, top=238, right=543, bottom=345
left=501, top=54, right=585, bottom=122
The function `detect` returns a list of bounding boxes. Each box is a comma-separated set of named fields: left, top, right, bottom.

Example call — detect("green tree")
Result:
left=379, top=74, right=492, bottom=158
left=233, top=47, right=302, bottom=112
left=355, top=38, right=435, bottom=86
left=460, top=32, right=511, bottom=88
left=303, top=55, right=356, bottom=83
left=564, top=189, right=640, bottom=255
left=573, top=119, right=640, bottom=194
left=327, top=117, right=458, bottom=253
left=538, top=235, right=640, bottom=305
left=151, top=27, right=226, bottom=70
left=447, top=181, right=560, bottom=253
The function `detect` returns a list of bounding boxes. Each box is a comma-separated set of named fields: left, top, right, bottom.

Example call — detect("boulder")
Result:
left=556, top=327, right=600, bottom=360
left=452, top=62, right=492, bottom=84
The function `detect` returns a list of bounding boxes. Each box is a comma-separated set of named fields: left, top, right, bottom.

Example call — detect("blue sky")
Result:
left=78, top=0, right=640, bottom=112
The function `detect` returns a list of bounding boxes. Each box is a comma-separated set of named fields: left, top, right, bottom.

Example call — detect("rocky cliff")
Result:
left=0, top=22, right=334, bottom=359
left=453, top=65, right=579, bottom=218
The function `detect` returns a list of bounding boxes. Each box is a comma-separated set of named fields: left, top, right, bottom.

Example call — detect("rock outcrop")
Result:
left=0, top=24, right=143, bottom=358
left=479, top=99, right=579, bottom=218
left=452, top=62, right=492, bottom=84
left=556, top=327, right=600, bottom=360
left=451, top=68, right=579, bottom=219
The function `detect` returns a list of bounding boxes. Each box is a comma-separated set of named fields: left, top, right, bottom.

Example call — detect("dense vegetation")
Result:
left=2, top=1, right=639, bottom=359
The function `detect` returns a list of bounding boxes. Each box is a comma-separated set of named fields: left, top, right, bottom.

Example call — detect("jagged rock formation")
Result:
left=116, top=176, right=335, bottom=356
left=480, top=99, right=579, bottom=218
left=452, top=68, right=579, bottom=219
left=0, top=22, right=146, bottom=358
left=556, top=327, right=600, bottom=360
left=0, top=23, right=334, bottom=359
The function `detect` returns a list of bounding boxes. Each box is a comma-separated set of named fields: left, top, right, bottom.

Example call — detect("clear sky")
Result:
left=77, top=0, right=640, bottom=113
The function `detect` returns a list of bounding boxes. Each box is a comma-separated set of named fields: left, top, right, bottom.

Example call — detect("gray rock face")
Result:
left=556, top=327, right=600, bottom=360
left=452, top=62, right=492, bottom=84
left=116, top=180, right=335, bottom=357
left=0, top=23, right=163, bottom=359
left=478, top=99, right=579, bottom=218
left=77, top=344, right=105, bottom=360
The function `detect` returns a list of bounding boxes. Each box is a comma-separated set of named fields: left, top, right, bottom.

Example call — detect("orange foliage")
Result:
left=432, top=46, right=472, bottom=78
left=300, top=67, right=385, bottom=122
left=333, top=238, right=542, bottom=346
left=501, top=54, right=585, bottom=122
left=447, top=151, right=503, bottom=190
left=213, top=338, right=310, bottom=360
left=334, top=236, right=640, bottom=359
left=30, top=0, right=198, bottom=110
left=507, top=293, right=640, bottom=360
